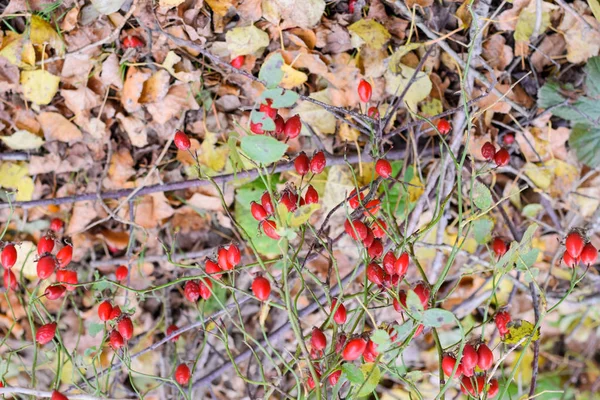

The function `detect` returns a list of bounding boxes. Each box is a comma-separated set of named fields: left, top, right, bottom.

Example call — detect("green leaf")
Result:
left=393, top=320, right=415, bottom=342
left=585, top=56, right=600, bottom=97
left=358, top=363, right=381, bottom=397
left=227, top=135, right=244, bottom=173
left=503, top=319, right=540, bottom=344
left=522, top=203, right=544, bottom=218
left=225, top=25, right=269, bottom=58
left=515, top=248, right=539, bottom=271
left=260, top=88, right=299, bottom=108
left=342, top=363, right=364, bottom=384
left=473, top=216, right=494, bottom=245
left=570, top=124, right=600, bottom=168
left=92, top=279, right=112, bottom=292
left=422, top=308, right=455, bottom=328
left=258, top=53, right=285, bottom=88
left=370, top=329, right=391, bottom=353
left=472, top=181, right=492, bottom=210
left=88, top=322, right=104, bottom=337
left=405, top=290, right=424, bottom=314
left=240, top=135, right=287, bottom=165
left=250, top=110, right=275, bottom=131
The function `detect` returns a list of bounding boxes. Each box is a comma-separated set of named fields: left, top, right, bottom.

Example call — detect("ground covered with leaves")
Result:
left=1, top=0, right=600, bottom=399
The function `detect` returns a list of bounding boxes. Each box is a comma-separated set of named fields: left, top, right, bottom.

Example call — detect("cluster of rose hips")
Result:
left=563, top=231, right=598, bottom=267
left=481, top=142, right=510, bottom=167
left=442, top=342, right=499, bottom=398
left=250, top=99, right=302, bottom=141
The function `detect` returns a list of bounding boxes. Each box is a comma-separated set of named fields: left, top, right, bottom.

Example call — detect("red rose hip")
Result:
left=174, top=130, right=191, bottom=151
left=252, top=276, right=271, bottom=301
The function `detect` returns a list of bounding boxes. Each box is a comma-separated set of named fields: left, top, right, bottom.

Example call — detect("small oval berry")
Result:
left=488, top=378, right=499, bottom=398
left=45, top=284, right=66, bottom=300
left=392, top=290, right=407, bottom=313
left=565, top=232, right=585, bottom=258
left=50, top=218, right=63, bottom=232
left=230, top=55, right=245, bottom=69
left=357, top=79, right=372, bottom=103
left=368, top=239, right=383, bottom=259
left=413, top=282, right=430, bottom=308
left=37, top=235, right=55, bottom=255
left=184, top=281, right=201, bottom=302
left=371, top=219, right=387, bottom=239
left=306, top=369, right=321, bottom=390
left=331, top=298, right=347, bottom=325
left=461, top=343, right=479, bottom=371
left=284, top=115, right=302, bottom=139
left=348, top=189, right=365, bottom=209
left=205, top=258, right=222, bottom=279
left=460, top=375, right=475, bottom=395
left=166, top=324, right=180, bottom=342
left=305, top=185, right=319, bottom=205
left=311, top=327, right=327, bottom=351
left=442, top=354, right=462, bottom=377
left=115, top=265, right=128, bottom=281
left=259, top=99, right=278, bottom=120
left=3, top=269, right=18, bottom=291
left=274, top=115, right=285, bottom=136
left=383, top=251, right=396, bottom=275
left=294, top=152, right=310, bottom=175
left=492, top=238, right=507, bottom=257
left=174, top=363, right=191, bottom=385
left=344, top=219, right=368, bottom=241
left=367, top=106, right=379, bottom=118
left=109, top=330, right=124, bottom=349
left=62, top=270, right=77, bottom=291
left=495, top=310, right=511, bottom=336
left=109, top=305, right=122, bottom=320
left=363, top=340, right=378, bottom=363
left=98, top=301, right=113, bottom=322
left=118, top=317, right=134, bottom=340
left=174, top=130, right=191, bottom=151
left=580, top=243, right=598, bottom=265
left=280, top=190, right=298, bottom=212
left=494, top=148, right=510, bottom=166
left=252, top=276, right=271, bottom=301
left=122, top=36, right=144, bottom=49
left=504, top=133, right=515, bottom=144
left=342, top=337, right=367, bottom=361
left=563, top=251, right=578, bottom=268
left=261, top=192, right=274, bottom=214
left=348, top=0, right=356, bottom=12
left=335, top=333, right=347, bottom=353
left=481, top=141, right=496, bottom=161
left=262, top=220, right=280, bottom=240
left=310, top=151, right=326, bottom=174
left=37, top=255, right=56, bottom=280
left=437, top=119, right=451, bottom=135
left=36, top=322, right=57, bottom=345
left=394, top=252, right=409, bottom=276
left=250, top=201, right=268, bottom=221
left=1, top=244, right=17, bottom=268
left=51, top=390, right=69, bottom=400
left=477, top=343, right=494, bottom=370
left=56, top=245, right=73, bottom=269
left=366, top=263, right=385, bottom=286
left=375, top=159, right=392, bottom=178
left=362, top=228, right=374, bottom=248
left=328, top=370, right=341, bottom=386
left=227, top=244, right=241, bottom=267
left=363, top=199, right=381, bottom=217
left=198, top=278, right=213, bottom=300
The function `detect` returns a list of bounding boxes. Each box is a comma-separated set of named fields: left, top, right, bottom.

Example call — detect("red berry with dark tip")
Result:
left=375, top=159, right=392, bottom=178
left=1, top=244, right=17, bottom=268
left=371, top=219, right=387, bottom=238
left=563, top=251, right=578, bottom=268
left=504, top=133, right=515, bottom=144
left=45, top=284, right=66, bottom=300
left=98, top=301, right=113, bottom=322
left=294, top=152, right=310, bottom=175
left=37, top=255, right=56, bottom=280
left=494, top=148, right=510, bottom=166
left=250, top=121, right=264, bottom=135
left=413, top=282, right=430, bottom=308
left=36, top=322, right=57, bottom=345
left=393, top=290, right=407, bottom=313
left=261, top=192, right=274, bottom=214
left=280, top=190, right=298, bottom=212
left=565, top=232, right=585, bottom=258
left=461, top=375, right=475, bottom=395
left=488, top=378, right=499, bottom=398
left=252, top=276, right=271, bottom=301
left=118, top=317, right=134, bottom=340
left=284, top=115, right=302, bottom=139
left=174, top=363, right=191, bottom=385
left=274, top=115, right=285, bottom=136
left=461, top=344, right=479, bottom=371
left=495, top=310, right=511, bottom=336
left=368, top=239, right=383, bottom=259
left=227, top=244, right=241, bottom=267
left=174, top=130, right=191, bottom=151
left=366, top=263, right=385, bottom=286
left=477, top=343, right=494, bottom=370
left=342, top=337, right=367, bottom=361
left=367, top=106, right=379, bottom=118
left=305, top=185, right=319, bottom=204
left=109, top=305, right=122, bottom=320
left=358, top=79, right=372, bottom=103
left=230, top=55, right=245, bottom=69
left=310, top=151, right=326, bottom=174
left=328, top=370, right=341, bottom=385
left=481, top=142, right=496, bottom=161
left=383, top=251, right=396, bottom=275
left=348, top=189, right=364, bottom=209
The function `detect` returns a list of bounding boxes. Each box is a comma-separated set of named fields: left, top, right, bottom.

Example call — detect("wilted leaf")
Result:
left=289, top=203, right=321, bottom=227
left=205, top=0, right=234, bottom=15
left=199, top=132, right=229, bottom=172
left=503, top=320, right=540, bottom=344
left=30, top=15, right=65, bottom=56
left=226, top=25, right=270, bottom=57
left=20, top=69, right=60, bottom=105
left=293, top=90, right=336, bottom=134
left=348, top=19, right=391, bottom=49
left=0, top=130, right=44, bottom=150
left=38, top=112, right=83, bottom=143
left=0, top=162, right=35, bottom=201
left=385, top=64, right=432, bottom=111
left=271, top=0, right=325, bottom=28
left=91, top=0, right=126, bottom=14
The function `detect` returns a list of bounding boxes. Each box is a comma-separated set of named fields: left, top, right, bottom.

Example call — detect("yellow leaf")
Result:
left=20, top=69, right=60, bottom=105
left=159, top=0, right=185, bottom=7
left=524, top=162, right=552, bottom=189
left=226, top=25, right=270, bottom=57
left=503, top=319, right=540, bottom=345
left=259, top=303, right=270, bottom=326
left=456, top=0, right=473, bottom=29
left=30, top=15, right=65, bottom=56
left=385, top=64, right=431, bottom=111
left=0, top=162, right=34, bottom=201
left=280, top=63, right=308, bottom=89
left=589, top=0, right=600, bottom=22
left=289, top=203, right=321, bottom=227
left=14, top=241, right=38, bottom=280
left=199, top=132, right=229, bottom=172
left=407, top=175, right=424, bottom=203
left=0, top=130, right=44, bottom=150
left=420, top=98, right=443, bottom=117
left=294, top=89, right=336, bottom=134
left=339, top=122, right=360, bottom=142
left=348, top=19, right=391, bottom=49
left=388, top=44, right=421, bottom=74
left=205, top=0, right=234, bottom=15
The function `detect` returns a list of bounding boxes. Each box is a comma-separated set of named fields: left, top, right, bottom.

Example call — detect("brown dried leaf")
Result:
left=145, top=84, right=199, bottom=125
left=121, top=66, right=151, bottom=113
left=66, top=201, right=99, bottom=235
left=134, top=193, right=175, bottom=228
left=139, top=70, right=171, bottom=103
left=37, top=112, right=83, bottom=143
left=116, top=113, right=148, bottom=148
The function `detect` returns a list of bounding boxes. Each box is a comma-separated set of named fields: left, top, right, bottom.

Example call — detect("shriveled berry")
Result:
left=357, top=79, right=372, bottom=103
left=37, top=255, right=56, bottom=280
left=335, top=333, right=347, bottom=353
left=115, top=265, right=128, bottom=281
left=252, top=276, right=271, bottom=301
left=38, top=235, right=54, bottom=255
left=565, top=232, right=585, bottom=258
left=331, top=298, right=347, bottom=324
left=413, top=282, right=430, bottom=308
left=344, top=219, right=368, bottom=241
left=394, top=252, right=409, bottom=276
left=375, top=159, right=392, bottom=178
left=166, top=324, right=180, bottom=342
left=259, top=99, right=277, bottom=120
left=230, top=55, right=245, bottom=69
left=184, top=281, right=200, bottom=302
left=205, top=258, right=222, bottom=279
left=305, top=185, right=319, bottom=204
left=3, top=269, right=18, bottom=291
left=580, top=243, right=598, bottom=265
left=495, top=310, right=511, bottom=336
left=118, top=317, right=134, bottom=340
left=310, top=151, right=326, bottom=174
left=442, top=354, right=462, bottom=377
left=98, top=301, right=113, bottom=322
left=294, top=152, right=310, bottom=175
left=1, top=244, right=17, bottom=268
left=371, top=219, right=387, bottom=238
left=51, top=390, right=69, bottom=400
left=492, top=238, right=507, bottom=257
left=477, top=343, right=494, bottom=370
left=366, top=263, right=385, bottom=286
left=50, top=218, right=64, bottom=232
left=175, top=364, right=191, bottom=385
left=437, top=119, right=451, bottom=135
left=174, top=130, right=191, bottom=151
left=228, top=244, right=241, bottom=267
left=368, top=239, right=383, bottom=259
left=56, top=245, right=73, bottom=269
left=122, top=36, right=144, bottom=49
left=262, top=219, right=280, bottom=240
left=311, top=327, right=327, bottom=351
left=280, top=190, right=298, bottom=212
left=36, top=322, right=57, bottom=345
left=198, top=278, right=213, bottom=300
left=328, top=370, right=341, bottom=386
left=109, top=305, right=122, bottom=320
left=250, top=201, right=268, bottom=221
left=261, top=192, right=274, bottom=214
left=367, top=106, right=379, bottom=118
left=481, top=142, right=496, bottom=160
left=109, top=330, right=124, bottom=349
left=342, top=337, right=367, bottom=361
left=284, top=115, right=302, bottom=139
left=45, top=285, right=66, bottom=300
left=494, top=148, right=510, bottom=166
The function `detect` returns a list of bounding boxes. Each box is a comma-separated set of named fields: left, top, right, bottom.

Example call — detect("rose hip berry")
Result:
left=284, top=115, right=302, bottom=139
left=250, top=121, right=264, bottom=135
left=580, top=243, right=598, bottom=265
left=37, top=255, right=56, bottom=280
left=166, top=324, right=180, bottom=342
left=348, top=189, right=364, bottom=209
left=36, top=322, right=57, bottom=345
left=205, top=259, right=222, bottom=279
left=413, top=282, right=430, bottom=308
left=368, top=239, right=383, bottom=259
left=262, top=220, right=280, bottom=239
left=174, top=130, right=191, bottom=151
left=98, top=301, right=113, bottom=322
left=563, top=251, right=578, bottom=268
left=174, top=363, right=191, bottom=385
left=250, top=201, right=268, bottom=221
left=252, top=276, right=271, bottom=301
left=367, top=106, right=379, bottom=118
left=481, top=142, right=496, bottom=161
left=310, top=151, right=326, bottom=174
left=261, top=192, right=274, bottom=215
left=311, top=327, right=327, bottom=351
left=331, top=298, right=347, bottom=324
left=344, top=219, right=368, bottom=241
left=461, top=343, right=479, bottom=374
left=371, top=219, right=387, bottom=238
left=109, top=330, right=125, bottom=349
left=394, top=252, right=409, bottom=276
left=118, top=317, right=134, bottom=340
left=437, top=119, right=451, bottom=135
left=342, top=337, right=367, bottom=361
left=45, top=284, right=66, bottom=300
left=305, top=185, right=319, bottom=205
left=51, top=390, right=69, bottom=400
left=492, top=238, right=507, bottom=257
left=1, top=244, right=17, bottom=268
left=198, top=278, right=213, bottom=300
left=494, top=148, right=510, bottom=166
left=259, top=99, right=277, bottom=120
left=50, top=218, right=64, bottom=232
left=184, top=281, right=201, bottom=302
left=375, top=159, right=392, bottom=178
left=227, top=244, right=241, bottom=267
left=366, top=263, right=385, bottom=286
left=477, top=343, right=494, bottom=370
left=230, top=55, right=245, bottom=69
left=3, top=269, right=17, bottom=291
left=56, top=245, right=73, bottom=268
left=565, top=232, right=585, bottom=258
left=115, top=265, right=128, bottom=281
left=488, top=378, right=499, bottom=398
left=122, top=36, right=144, bottom=49
left=357, top=79, right=372, bottom=103
left=442, top=354, right=462, bottom=377
left=109, top=305, right=122, bottom=320
left=294, top=152, right=310, bottom=175
left=328, top=370, right=341, bottom=385
left=37, top=235, right=54, bottom=255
